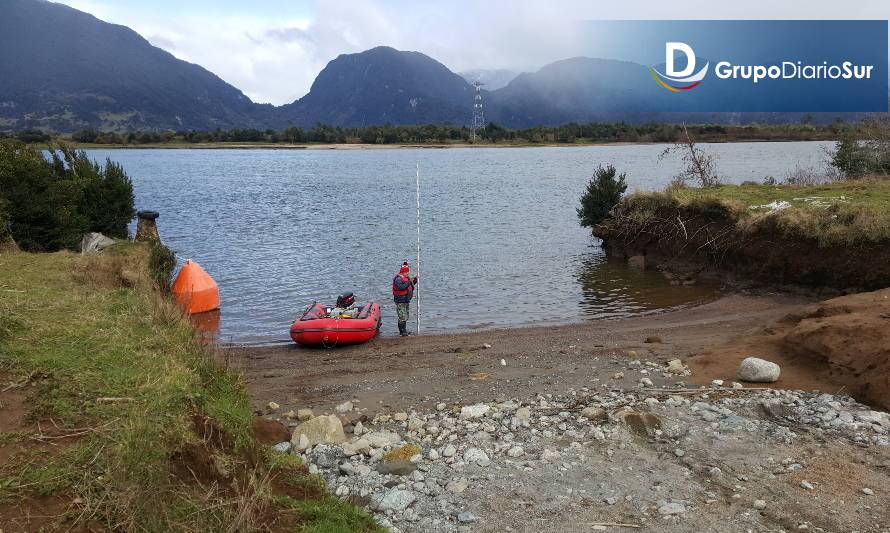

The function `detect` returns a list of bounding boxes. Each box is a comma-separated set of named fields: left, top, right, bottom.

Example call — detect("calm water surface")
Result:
left=86, top=142, right=829, bottom=343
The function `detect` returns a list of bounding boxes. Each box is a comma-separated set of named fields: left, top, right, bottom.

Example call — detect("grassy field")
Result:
left=0, top=243, right=379, bottom=531
left=670, top=178, right=890, bottom=212
left=662, top=178, right=890, bottom=246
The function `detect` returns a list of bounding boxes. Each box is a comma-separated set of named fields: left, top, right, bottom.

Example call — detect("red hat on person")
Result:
left=399, top=262, right=410, bottom=274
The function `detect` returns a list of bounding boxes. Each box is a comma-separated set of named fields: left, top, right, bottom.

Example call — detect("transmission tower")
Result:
left=471, top=81, right=485, bottom=142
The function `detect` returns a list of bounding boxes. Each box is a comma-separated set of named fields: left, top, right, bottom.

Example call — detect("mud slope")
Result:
left=689, top=288, right=890, bottom=410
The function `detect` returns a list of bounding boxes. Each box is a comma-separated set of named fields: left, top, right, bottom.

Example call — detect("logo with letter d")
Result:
left=650, top=42, right=709, bottom=92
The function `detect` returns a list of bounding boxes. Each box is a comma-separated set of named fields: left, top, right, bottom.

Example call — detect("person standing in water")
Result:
left=392, top=261, right=418, bottom=337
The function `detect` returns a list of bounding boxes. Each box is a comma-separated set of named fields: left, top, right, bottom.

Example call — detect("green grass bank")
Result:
left=593, top=179, right=890, bottom=290
left=0, top=243, right=379, bottom=532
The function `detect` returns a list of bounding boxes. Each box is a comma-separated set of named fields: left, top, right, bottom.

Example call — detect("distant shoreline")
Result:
left=67, top=138, right=837, bottom=150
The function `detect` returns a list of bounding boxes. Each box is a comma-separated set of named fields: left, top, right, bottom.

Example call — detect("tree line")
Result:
left=0, top=121, right=854, bottom=147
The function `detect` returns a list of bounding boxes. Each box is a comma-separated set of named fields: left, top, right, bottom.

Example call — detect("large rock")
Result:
left=290, top=415, right=346, bottom=450
left=80, top=232, right=115, bottom=254
left=363, top=430, right=401, bottom=448
left=580, top=407, right=608, bottom=422
left=446, top=478, right=468, bottom=493
left=459, top=404, right=491, bottom=419
left=463, top=447, right=491, bottom=467
left=665, top=359, right=687, bottom=375
left=658, top=502, right=687, bottom=515
left=506, top=446, right=524, bottom=457
left=341, top=438, right=370, bottom=456
left=375, top=460, right=417, bottom=476
left=738, top=357, right=781, bottom=383
left=370, top=488, right=416, bottom=511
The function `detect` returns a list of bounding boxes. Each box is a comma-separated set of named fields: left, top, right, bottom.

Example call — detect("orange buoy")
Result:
left=171, top=259, right=220, bottom=314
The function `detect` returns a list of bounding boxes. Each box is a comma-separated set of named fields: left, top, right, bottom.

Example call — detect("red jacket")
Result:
left=392, top=273, right=415, bottom=303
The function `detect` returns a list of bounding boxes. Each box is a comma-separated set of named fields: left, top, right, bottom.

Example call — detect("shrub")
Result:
left=15, top=129, right=51, bottom=144
left=0, top=195, right=9, bottom=239
left=148, top=242, right=176, bottom=291
left=0, top=140, right=135, bottom=251
left=830, top=134, right=872, bottom=177
left=71, top=129, right=99, bottom=144
left=829, top=117, right=890, bottom=177
left=784, top=164, right=830, bottom=186
left=65, top=149, right=135, bottom=238
left=382, top=444, right=421, bottom=462
left=660, top=124, right=720, bottom=187
left=0, top=140, right=83, bottom=251
left=577, top=164, right=628, bottom=228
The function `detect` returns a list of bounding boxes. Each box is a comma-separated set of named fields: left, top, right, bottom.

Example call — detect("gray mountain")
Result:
left=273, top=46, right=474, bottom=128
left=0, top=0, right=269, bottom=132
left=485, top=57, right=854, bottom=127
left=0, top=1, right=859, bottom=133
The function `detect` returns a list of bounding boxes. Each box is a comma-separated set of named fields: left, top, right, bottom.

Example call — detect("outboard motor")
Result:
left=336, top=292, right=355, bottom=308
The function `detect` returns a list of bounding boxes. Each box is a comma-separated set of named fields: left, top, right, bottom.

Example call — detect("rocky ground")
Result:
left=269, top=366, right=889, bottom=533
left=234, top=292, right=890, bottom=532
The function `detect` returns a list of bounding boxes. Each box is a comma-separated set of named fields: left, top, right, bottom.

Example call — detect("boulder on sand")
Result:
left=290, top=415, right=346, bottom=450
left=666, top=359, right=687, bottom=375
left=738, top=357, right=781, bottom=383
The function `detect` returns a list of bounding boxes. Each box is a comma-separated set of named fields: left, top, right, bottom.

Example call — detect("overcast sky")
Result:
left=56, top=0, right=890, bottom=106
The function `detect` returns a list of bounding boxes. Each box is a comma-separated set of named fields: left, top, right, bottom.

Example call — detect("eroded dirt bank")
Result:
left=592, top=187, right=890, bottom=291
left=688, top=288, right=890, bottom=411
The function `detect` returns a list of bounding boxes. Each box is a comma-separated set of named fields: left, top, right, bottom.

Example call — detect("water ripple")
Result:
left=78, top=142, right=834, bottom=343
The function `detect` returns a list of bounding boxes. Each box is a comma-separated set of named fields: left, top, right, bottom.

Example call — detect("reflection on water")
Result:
left=188, top=309, right=220, bottom=344
left=575, top=255, right=719, bottom=319
left=83, top=142, right=827, bottom=343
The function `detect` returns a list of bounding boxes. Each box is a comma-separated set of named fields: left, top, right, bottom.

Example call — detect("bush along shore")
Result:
left=0, top=243, right=380, bottom=531
left=592, top=179, right=890, bottom=291
left=2, top=121, right=851, bottom=148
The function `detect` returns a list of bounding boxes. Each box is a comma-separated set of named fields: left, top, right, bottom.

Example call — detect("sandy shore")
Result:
left=229, top=291, right=823, bottom=415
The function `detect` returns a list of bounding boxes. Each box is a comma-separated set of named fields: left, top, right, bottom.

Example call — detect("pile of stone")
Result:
left=264, top=368, right=888, bottom=531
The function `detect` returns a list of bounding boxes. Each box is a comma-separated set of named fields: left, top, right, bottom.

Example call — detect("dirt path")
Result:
left=229, top=292, right=814, bottom=415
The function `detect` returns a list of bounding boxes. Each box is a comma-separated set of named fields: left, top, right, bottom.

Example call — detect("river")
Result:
left=84, top=141, right=831, bottom=343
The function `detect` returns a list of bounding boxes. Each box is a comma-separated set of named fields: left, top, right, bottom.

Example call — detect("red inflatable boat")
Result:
left=289, top=298, right=382, bottom=347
